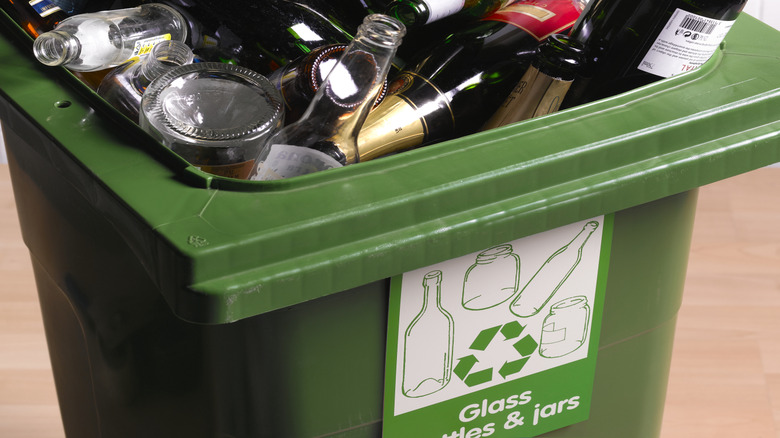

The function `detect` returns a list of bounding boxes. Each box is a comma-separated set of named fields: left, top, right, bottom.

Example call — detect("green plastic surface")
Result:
left=2, top=12, right=779, bottom=324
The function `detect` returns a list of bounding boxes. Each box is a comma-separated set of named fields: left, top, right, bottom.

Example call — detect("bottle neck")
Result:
left=422, top=270, right=443, bottom=309
left=33, top=30, right=81, bottom=66
left=140, top=40, right=194, bottom=83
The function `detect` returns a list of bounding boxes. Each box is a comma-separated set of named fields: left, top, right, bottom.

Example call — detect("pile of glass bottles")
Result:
left=3, top=0, right=749, bottom=179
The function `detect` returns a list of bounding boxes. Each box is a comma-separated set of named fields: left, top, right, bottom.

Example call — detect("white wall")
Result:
left=0, top=1, right=778, bottom=165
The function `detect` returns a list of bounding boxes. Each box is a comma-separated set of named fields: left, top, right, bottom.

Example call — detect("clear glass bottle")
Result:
left=510, top=221, right=599, bottom=318
left=482, top=33, right=585, bottom=130
left=539, top=296, right=590, bottom=358
left=462, top=244, right=521, bottom=310
left=139, top=62, right=284, bottom=179
left=252, top=14, right=405, bottom=181
left=33, top=3, right=188, bottom=72
left=268, top=43, right=390, bottom=126
left=97, top=40, right=194, bottom=122
left=402, top=270, right=455, bottom=398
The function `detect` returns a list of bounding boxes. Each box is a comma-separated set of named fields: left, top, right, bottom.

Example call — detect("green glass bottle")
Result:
left=386, top=0, right=512, bottom=27
left=356, top=0, right=586, bottom=161
left=564, top=0, right=749, bottom=107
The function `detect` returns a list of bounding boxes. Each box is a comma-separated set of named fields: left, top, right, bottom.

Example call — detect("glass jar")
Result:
left=539, top=295, right=590, bottom=358
left=461, top=244, right=520, bottom=310
left=139, top=62, right=284, bottom=179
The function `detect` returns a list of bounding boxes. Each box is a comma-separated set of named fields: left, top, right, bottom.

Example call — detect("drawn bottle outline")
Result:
left=539, top=295, right=591, bottom=358
left=401, top=270, right=455, bottom=398
left=510, top=221, right=599, bottom=317
left=462, top=244, right=521, bottom=310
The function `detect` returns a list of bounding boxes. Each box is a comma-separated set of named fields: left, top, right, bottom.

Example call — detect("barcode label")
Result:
left=638, top=8, right=735, bottom=79
left=679, top=14, right=718, bottom=34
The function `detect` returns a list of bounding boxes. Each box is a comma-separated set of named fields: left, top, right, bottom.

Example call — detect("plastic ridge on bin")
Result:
left=1, top=11, right=779, bottom=323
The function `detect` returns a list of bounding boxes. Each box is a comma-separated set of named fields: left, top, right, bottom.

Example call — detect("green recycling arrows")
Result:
left=455, top=321, right=538, bottom=387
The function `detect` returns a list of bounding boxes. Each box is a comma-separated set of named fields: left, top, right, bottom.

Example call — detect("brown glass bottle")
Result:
left=563, top=0, right=749, bottom=107
left=2, top=0, right=68, bottom=38
left=268, top=44, right=390, bottom=126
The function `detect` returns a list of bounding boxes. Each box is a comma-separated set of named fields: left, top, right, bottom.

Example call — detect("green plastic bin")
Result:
left=1, top=6, right=779, bottom=438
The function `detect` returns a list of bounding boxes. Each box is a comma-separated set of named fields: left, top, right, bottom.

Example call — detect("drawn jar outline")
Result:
left=539, top=295, right=591, bottom=358
left=461, top=244, right=521, bottom=311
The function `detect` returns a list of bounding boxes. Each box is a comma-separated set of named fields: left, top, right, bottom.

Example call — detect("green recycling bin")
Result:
left=1, top=6, right=779, bottom=438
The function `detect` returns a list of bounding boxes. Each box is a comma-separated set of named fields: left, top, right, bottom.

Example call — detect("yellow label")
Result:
left=132, top=34, right=172, bottom=57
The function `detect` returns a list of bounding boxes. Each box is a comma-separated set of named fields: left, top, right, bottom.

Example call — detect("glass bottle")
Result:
left=510, top=221, right=599, bottom=318
left=386, top=0, right=511, bottom=28
left=268, top=43, right=390, bottom=126
left=402, top=270, right=455, bottom=398
left=482, top=33, right=585, bottom=130
left=462, top=244, right=521, bottom=310
left=189, top=0, right=357, bottom=75
left=1, top=0, right=68, bottom=38
left=253, top=14, right=405, bottom=181
left=139, top=63, right=284, bottom=179
left=563, top=0, right=749, bottom=107
left=355, top=0, right=586, bottom=160
left=33, top=3, right=188, bottom=72
left=97, top=40, right=194, bottom=122
left=539, top=296, right=590, bottom=358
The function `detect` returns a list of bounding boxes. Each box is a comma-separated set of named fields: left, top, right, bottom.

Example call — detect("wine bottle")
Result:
left=385, top=0, right=511, bottom=28
left=510, top=221, right=599, bottom=318
left=97, top=40, right=194, bottom=122
left=253, top=14, right=405, bottom=180
left=482, top=33, right=585, bottom=130
left=268, top=44, right=390, bottom=125
left=563, top=0, right=749, bottom=107
left=402, top=270, right=455, bottom=398
left=356, top=0, right=586, bottom=160
left=32, top=3, right=188, bottom=72
left=192, top=0, right=356, bottom=74
left=1, top=0, right=69, bottom=38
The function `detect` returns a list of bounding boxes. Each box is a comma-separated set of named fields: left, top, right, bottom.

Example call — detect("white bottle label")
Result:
left=423, top=0, right=466, bottom=24
left=254, top=144, right=343, bottom=180
left=638, top=9, right=735, bottom=79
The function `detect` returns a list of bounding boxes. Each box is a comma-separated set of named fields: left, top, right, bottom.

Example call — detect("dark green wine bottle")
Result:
left=564, top=0, right=749, bottom=107
left=356, top=0, right=586, bottom=160
left=385, top=0, right=512, bottom=27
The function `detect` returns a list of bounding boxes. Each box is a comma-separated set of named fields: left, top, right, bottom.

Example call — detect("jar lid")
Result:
left=141, top=62, right=283, bottom=145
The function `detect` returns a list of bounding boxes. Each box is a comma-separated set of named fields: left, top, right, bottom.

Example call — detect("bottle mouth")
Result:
left=358, top=14, right=406, bottom=47
left=476, top=244, right=514, bottom=263
left=142, top=40, right=194, bottom=78
left=33, top=31, right=80, bottom=67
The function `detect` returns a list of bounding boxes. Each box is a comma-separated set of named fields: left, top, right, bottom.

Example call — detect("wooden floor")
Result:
left=1, top=163, right=779, bottom=437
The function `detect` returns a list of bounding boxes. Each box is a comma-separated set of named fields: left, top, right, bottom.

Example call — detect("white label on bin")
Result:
left=383, top=215, right=613, bottom=437
left=254, top=144, right=343, bottom=180
left=638, top=9, right=735, bottom=78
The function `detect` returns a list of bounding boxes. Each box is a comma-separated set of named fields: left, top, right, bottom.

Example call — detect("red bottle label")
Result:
left=483, top=0, right=584, bottom=41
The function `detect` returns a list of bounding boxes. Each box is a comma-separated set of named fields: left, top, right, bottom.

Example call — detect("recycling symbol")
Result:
left=454, top=320, right=538, bottom=387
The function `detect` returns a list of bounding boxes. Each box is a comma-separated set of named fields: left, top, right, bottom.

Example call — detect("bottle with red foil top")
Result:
left=356, top=0, right=586, bottom=161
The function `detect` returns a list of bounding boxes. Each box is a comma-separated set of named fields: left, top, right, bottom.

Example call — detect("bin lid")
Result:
left=1, top=13, right=779, bottom=324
